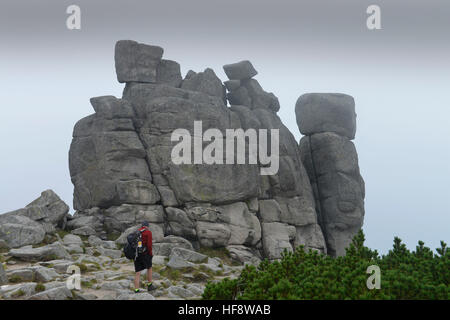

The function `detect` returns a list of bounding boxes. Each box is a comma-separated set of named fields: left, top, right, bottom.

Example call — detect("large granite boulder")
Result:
left=69, top=96, right=158, bottom=210
left=181, top=68, right=226, bottom=102
left=115, top=40, right=163, bottom=83
left=296, top=93, right=356, bottom=139
left=0, top=215, right=46, bottom=248
left=0, top=189, right=70, bottom=249
left=223, top=60, right=258, bottom=80
left=9, top=242, right=70, bottom=262
left=0, top=189, right=69, bottom=242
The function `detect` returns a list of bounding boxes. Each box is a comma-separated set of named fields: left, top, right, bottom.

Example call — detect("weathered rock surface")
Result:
left=115, top=40, right=164, bottom=83
left=0, top=215, right=45, bottom=248
left=0, top=190, right=69, bottom=248
left=296, top=93, right=356, bottom=139
left=223, top=60, right=258, bottom=80
left=9, top=242, right=70, bottom=262
left=297, top=94, right=365, bottom=257
left=29, top=286, right=72, bottom=300
left=65, top=40, right=365, bottom=260
left=0, top=263, right=7, bottom=285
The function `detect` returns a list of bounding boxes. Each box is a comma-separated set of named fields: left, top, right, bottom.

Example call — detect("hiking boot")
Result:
left=147, top=282, right=155, bottom=292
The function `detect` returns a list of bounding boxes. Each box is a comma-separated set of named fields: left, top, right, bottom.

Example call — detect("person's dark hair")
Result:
left=141, top=221, right=149, bottom=227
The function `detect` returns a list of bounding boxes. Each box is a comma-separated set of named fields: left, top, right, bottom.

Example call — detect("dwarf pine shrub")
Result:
left=202, top=231, right=449, bottom=300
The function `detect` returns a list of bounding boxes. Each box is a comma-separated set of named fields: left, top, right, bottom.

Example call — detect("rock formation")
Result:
left=0, top=190, right=69, bottom=248
left=65, top=40, right=364, bottom=259
left=296, top=93, right=365, bottom=256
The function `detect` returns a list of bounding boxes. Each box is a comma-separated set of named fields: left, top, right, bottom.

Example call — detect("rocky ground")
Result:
left=0, top=232, right=245, bottom=300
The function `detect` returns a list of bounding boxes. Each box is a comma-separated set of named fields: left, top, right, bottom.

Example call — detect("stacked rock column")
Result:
left=296, top=93, right=365, bottom=257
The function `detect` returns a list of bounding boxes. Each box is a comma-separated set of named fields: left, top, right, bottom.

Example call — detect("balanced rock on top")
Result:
left=223, top=60, right=258, bottom=80
left=295, top=93, right=357, bottom=140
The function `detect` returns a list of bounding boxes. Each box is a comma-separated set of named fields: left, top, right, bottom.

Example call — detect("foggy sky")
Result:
left=1, top=0, right=449, bottom=253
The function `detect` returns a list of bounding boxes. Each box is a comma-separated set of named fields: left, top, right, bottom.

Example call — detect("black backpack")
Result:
left=123, top=229, right=147, bottom=260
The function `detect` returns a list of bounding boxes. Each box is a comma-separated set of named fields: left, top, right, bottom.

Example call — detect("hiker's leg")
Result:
left=134, top=272, right=141, bottom=289
left=147, top=267, right=152, bottom=283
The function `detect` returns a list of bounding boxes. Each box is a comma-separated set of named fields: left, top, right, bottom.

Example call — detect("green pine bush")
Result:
left=202, top=231, right=449, bottom=300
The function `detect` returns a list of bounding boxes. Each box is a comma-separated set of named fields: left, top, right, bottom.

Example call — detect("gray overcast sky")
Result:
left=1, top=0, right=449, bottom=253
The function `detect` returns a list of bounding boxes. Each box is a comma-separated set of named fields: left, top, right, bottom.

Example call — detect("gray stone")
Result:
left=0, top=239, right=9, bottom=250
left=23, top=189, right=69, bottom=228
left=181, top=68, right=226, bottom=101
left=166, top=255, right=195, bottom=270
left=169, top=247, right=207, bottom=263
left=115, top=40, right=163, bottom=83
left=186, top=205, right=220, bottom=222
left=186, top=283, right=204, bottom=296
left=116, top=292, right=155, bottom=300
left=71, top=226, right=96, bottom=236
left=258, top=199, right=282, bottom=222
left=275, top=196, right=318, bottom=226
left=0, top=215, right=45, bottom=248
left=66, top=214, right=102, bottom=232
left=88, top=236, right=116, bottom=249
left=241, top=79, right=280, bottom=111
left=218, top=202, right=261, bottom=246
left=73, top=291, right=98, bottom=300
left=196, top=221, right=231, bottom=248
left=90, top=96, right=135, bottom=119
left=207, top=257, right=221, bottom=267
left=121, top=82, right=260, bottom=205
left=157, top=59, right=182, bottom=87
left=261, top=222, right=294, bottom=260
left=29, top=286, right=72, bottom=300
left=0, top=283, right=37, bottom=299
left=294, top=224, right=327, bottom=254
left=40, top=260, right=74, bottom=274
left=226, top=245, right=261, bottom=265
left=9, top=242, right=70, bottom=262
left=34, top=267, right=59, bottom=282
left=199, top=263, right=222, bottom=273
left=223, top=60, right=258, bottom=80
left=168, top=285, right=196, bottom=299
left=97, top=247, right=122, bottom=259
left=100, top=280, right=130, bottom=291
left=157, top=186, right=179, bottom=207
left=103, top=204, right=165, bottom=235
left=246, top=197, right=259, bottom=212
left=7, top=268, right=34, bottom=282
left=227, top=86, right=252, bottom=106
left=152, top=236, right=194, bottom=256
left=299, top=132, right=364, bottom=256
left=69, top=115, right=153, bottom=210
left=166, top=207, right=196, bottom=239
left=0, top=263, right=7, bottom=285
left=63, top=234, right=83, bottom=246
left=295, top=93, right=356, bottom=139
left=224, top=80, right=241, bottom=91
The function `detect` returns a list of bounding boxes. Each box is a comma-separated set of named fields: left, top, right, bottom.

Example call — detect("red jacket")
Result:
left=138, top=227, right=153, bottom=256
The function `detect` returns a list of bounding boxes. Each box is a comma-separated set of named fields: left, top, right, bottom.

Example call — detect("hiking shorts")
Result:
left=134, top=254, right=153, bottom=272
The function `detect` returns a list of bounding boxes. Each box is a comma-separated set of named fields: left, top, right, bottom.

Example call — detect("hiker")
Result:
left=133, top=221, right=154, bottom=293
